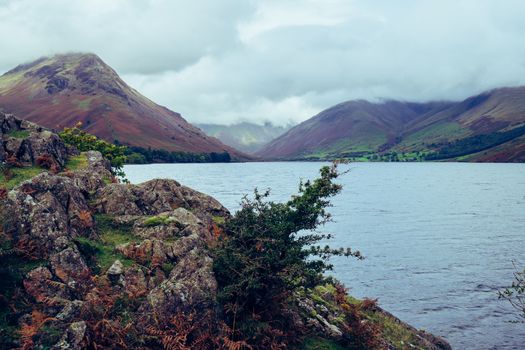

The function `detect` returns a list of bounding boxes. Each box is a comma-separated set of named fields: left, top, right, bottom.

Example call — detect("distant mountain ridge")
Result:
left=197, top=122, right=292, bottom=153
left=257, top=87, right=525, bottom=162
left=0, top=53, right=246, bottom=159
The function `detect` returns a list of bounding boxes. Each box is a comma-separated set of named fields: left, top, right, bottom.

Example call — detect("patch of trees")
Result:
left=124, top=146, right=232, bottom=164
left=425, top=124, right=525, bottom=160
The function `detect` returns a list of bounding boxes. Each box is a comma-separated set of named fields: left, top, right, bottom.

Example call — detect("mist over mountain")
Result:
left=197, top=122, right=292, bottom=153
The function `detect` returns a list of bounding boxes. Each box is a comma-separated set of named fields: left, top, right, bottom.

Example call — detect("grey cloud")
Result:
left=0, top=0, right=254, bottom=74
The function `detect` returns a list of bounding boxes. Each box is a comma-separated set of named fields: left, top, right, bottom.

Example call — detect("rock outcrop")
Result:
left=0, top=114, right=451, bottom=349
left=1, top=112, right=68, bottom=168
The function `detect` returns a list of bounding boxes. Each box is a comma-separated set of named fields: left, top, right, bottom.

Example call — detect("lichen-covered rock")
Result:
left=144, top=249, right=217, bottom=324
left=93, top=178, right=229, bottom=222
left=69, top=151, right=113, bottom=193
left=56, top=300, right=84, bottom=322
left=7, top=172, right=95, bottom=257
left=50, top=247, right=91, bottom=286
left=122, top=266, right=148, bottom=298
left=0, top=112, right=68, bottom=168
left=53, top=321, right=87, bottom=350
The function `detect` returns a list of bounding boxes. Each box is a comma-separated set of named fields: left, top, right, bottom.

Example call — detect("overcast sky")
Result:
left=1, top=0, right=524, bottom=126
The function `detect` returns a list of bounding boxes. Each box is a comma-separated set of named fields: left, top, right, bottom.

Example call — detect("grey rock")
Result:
left=56, top=300, right=84, bottom=322
left=53, top=321, right=87, bottom=350
left=107, top=259, right=124, bottom=276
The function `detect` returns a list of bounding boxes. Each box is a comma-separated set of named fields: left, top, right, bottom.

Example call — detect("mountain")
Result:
left=256, top=87, right=525, bottom=162
left=0, top=53, right=245, bottom=158
left=196, top=122, right=292, bottom=153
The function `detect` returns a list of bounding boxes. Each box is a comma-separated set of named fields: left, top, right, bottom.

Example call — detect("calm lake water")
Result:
left=124, top=162, right=525, bottom=350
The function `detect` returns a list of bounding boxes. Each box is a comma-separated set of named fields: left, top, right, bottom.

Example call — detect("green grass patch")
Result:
left=309, top=284, right=346, bottom=314
left=95, top=214, right=136, bottom=247
left=77, top=98, right=93, bottom=110
left=302, top=337, right=349, bottom=350
left=400, top=122, right=468, bottom=149
left=212, top=216, right=225, bottom=225
left=143, top=214, right=176, bottom=227
left=364, top=311, right=422, bottom=349
left=6, top=130, right=30, bottom=139
left=0, top=166, right=44, bottom=189
left=65, top=153, right=89, bottom=171
left=74, top=214, right=137, bottom=273
left=74, top=236, right=134, bottom=274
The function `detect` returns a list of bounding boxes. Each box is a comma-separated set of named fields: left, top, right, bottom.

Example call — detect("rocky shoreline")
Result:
left=0, top=112, right=451, bottom=349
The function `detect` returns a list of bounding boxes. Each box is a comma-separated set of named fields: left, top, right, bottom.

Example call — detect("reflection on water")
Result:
left=125, top=162, right=525, bottom=350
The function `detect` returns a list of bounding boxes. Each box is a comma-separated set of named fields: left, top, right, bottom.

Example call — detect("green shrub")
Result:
left=213, top=162, right=362, bottom=347
left=59, top=123, right=127, bottom=178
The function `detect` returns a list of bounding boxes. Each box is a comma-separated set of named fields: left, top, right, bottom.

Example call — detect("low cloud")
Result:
left=1, top=0, right=525, bottom=125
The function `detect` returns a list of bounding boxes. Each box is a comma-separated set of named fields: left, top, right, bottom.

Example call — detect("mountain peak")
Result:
left=0, top=53, right=246, bottom=158
left=3, top=52, right=103, bottom=76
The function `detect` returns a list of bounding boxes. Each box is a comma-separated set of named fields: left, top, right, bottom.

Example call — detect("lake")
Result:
left=124, top=162, right=525, bottom=350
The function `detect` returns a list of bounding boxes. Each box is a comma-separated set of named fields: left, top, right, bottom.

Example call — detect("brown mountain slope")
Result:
left=255, top=100, right=452, bottom=159
left=0, top=53, right=245, bottom=158
left=257, top=87, right=525, bottom=162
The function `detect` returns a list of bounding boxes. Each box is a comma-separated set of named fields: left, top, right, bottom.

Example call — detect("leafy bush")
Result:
left=59, top=122, right=127, bottom=178
left=213, top=162, right=362, bottom=347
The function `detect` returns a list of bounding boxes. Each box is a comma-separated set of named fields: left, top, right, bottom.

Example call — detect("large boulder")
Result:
left=7, top=172, right=95, bottom=257
left=93, top=178, right=229, bottom=222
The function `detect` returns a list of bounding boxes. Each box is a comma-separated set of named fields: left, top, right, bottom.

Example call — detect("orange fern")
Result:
left=78, top=210, right=94, bottom=228
left=19, top=310, right=56, bottom=350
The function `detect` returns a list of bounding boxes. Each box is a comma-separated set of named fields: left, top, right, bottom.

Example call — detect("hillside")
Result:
left=257, top=87, right=525, bottom=162
left=197, top=122, right=291, bottom=153
left=0, top=53, right=245, bottom=159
